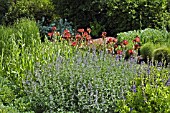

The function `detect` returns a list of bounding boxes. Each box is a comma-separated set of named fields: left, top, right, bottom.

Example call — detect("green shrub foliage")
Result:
left=0, top=22, right=170, bottom=112
left=117, top=28, right=170, bottom=45
left=3, top=0, right=56, bottom=25
left=0, top=18, right=41, bottom=57
left=153, top=47, right=170, bottom=66
left=0, top=0, right=13, bottom=25
left=53, top=0, right=170, bottom=36
left=140, top=42, right=155, bottom=61
left=117, top=67, right=170, bottom=113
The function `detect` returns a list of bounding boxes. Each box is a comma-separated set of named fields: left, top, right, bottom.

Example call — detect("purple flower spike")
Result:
left=165, top=78, right=170, bottom=86
left=130, top=107, right=133, bottom=112
left=131, top=85, right=136, bottom=92
left=147, top=68, right=150, bottom=75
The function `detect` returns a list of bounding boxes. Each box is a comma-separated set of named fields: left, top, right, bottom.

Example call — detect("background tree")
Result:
left=2, top=0, right=57, bottom=25
left=1, top=0, right=169, bottom=35
left=52, top=0, right=108, bottom=37
left=0, top=0, right=13, bottom=25
left=52, top=0, right=170, bottom=36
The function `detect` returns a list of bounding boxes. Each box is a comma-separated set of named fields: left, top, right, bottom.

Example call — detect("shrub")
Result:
left=53, top=0, right=169, bottom=36
left=0, top=0, right=12, bottom=25
left=0, top=18, right=41, bottom=61
left=0, top=26, right=14, bottom=55
left=37, top=18, right=74, bottom=42
left=3, top=0, right=57, bottom=25
left=116, top=67, right=170, bottom=113
left=153, top=47, right=170, bottom=67
left=117, top=28, right=170, bottom=44
left=140, top=42, right=155, bottom=62
left=13, top=18, right=41, bottom=46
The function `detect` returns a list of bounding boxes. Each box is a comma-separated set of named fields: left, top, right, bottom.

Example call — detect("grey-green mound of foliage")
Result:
left=117, top=28, right=170, bottom=45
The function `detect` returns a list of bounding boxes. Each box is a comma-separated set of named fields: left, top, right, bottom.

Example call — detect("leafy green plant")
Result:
left=0, top=76, right=15, bottom=106
left=0, top=17, right=170, bottom=113
left=90, top=19, right=105, bottom=37
left=53, top=0, right=169, bottom=36
left=117, top=28, right=170, bottom=45
left=140, top=42, right=155, bottom=61
left=117, top=67, right=170, bottom=113
left=37, top=17, right=74, bottom=42
left=57, top=18, right=74, bottom=36
left=3, top=0, right=56, bottom=25
left=153, top=47, right=170, bottom=67
left=13, top=18, right=41, bottom=46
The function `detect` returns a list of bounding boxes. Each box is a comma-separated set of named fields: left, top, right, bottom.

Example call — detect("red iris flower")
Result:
left=108, top=37, right=114, bottom=42
left=102, top=32, right=107, bottom=37
left=128, top=49, right=134, bottom=55
left=135, top=37, right=140, bottom=42
left=117, top=50, right=122, bottom=55
left=123, top=40, right=128, bottom=45
left=87, top=28, right=91, bottom=34
left=63, top=29, right=71, bottom=39
left=83, top=31, right=89, bottom=37
left=64, top=32, right=71, bottom=39
left=52, top=26, right=56, bottom=31
left=86, top=35, right=91, bottom=40
left=71, top=41, right=77, bottom=46
left=75, top=33, right=82, bottom=40
left=114, top=44, right=118, bottom=48
left=77, top=28, right=84, bottom=33
left=134, top=44, right=140, bottom=50
left=133, top=36, right=140, bottom=42
left=64, top=29, right=70, bottom=34
left=48, top=32, right=53, bottom=37
left=107, top=37, right=118, bottom=44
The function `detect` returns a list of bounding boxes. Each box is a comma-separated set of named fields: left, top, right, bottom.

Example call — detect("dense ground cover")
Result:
left=0, top=19, right=170, bottom=112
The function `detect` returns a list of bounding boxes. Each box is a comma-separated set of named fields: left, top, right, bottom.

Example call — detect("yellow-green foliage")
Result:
left=140, top=42, right=155, bottom=60
left=0, top=18, right=41, bottom=59
left=153, top=47, right=170, bottom=65
left=3, top=0, right=56, bottom=25
left=117, top=67, right=170, bottom=113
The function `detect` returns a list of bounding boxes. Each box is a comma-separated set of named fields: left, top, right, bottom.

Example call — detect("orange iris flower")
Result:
left=77, top=28, right=84, bottom=33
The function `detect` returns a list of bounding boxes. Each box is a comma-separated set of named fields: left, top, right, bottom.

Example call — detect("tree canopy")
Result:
left=0, top=0, right=169, bottom=35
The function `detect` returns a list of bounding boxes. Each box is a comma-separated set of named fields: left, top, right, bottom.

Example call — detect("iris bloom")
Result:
left=102, top=32, right=107, bottom=37
left=71, top=41, right=77, bottom=46
left=87, top=28, right=91, bottom=34
left=75, top=33, right=82, bottom=40
left=133, top=36, right=140, bottom=42
left=52, top=26, right=56, bottom=31
left=77, top=28, right=84, bottom=33
left=117, top=50, right=122, bottom=55
left=128, top=49, right=134, bottom=55
left=123, top=40, right=128, bottom=45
